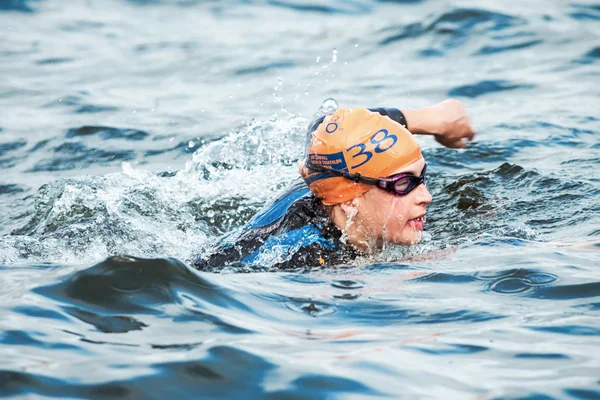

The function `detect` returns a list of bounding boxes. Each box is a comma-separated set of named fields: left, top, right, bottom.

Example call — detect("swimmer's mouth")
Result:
left=410, top=214, right=426, bottom=222
left=408, top=214, right=426, bottom=230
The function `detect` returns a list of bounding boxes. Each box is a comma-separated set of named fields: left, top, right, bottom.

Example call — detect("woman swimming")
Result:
left=194, top=99, right=475, bottom=271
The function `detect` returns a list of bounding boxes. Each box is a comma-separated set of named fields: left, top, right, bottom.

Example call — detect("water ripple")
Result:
left=0, top=330, right=82, bottom=352
left=1, top=345, right=381, bottom=398
left=34, top=256, right=251, bottom=315
left=28, top=142, right=136, bottom=172
left=475, top=38, right=543, bottom=55
left=379, top=8, right=525, bottom=50
left=62, top=306, right=148, bottom=334
left=66, top=126, right=149, bottom=141
left=448, top=80, right=534, bottom=98
left=331, top=279, right=365, bottom=289
left=577, top=46, right=600, bottom=64
left=35, top=57, right=73, bottom=65
left=44, top=95, right=119, bottom=114
left=268, top=0, right=371, bottom=15
left=0, top=0, right=38, bottom=12
left=514, top=352, right=570, bottom=360
left=529, top=325, right=600, bottom=336
left=0, top=184, right=25, bottom=195
left=235, top=60, right=296, bottom=76
left=283, top=297, right=336, bottom=317
left=564, top=388, right=600, bottom=399
left=569, top=3, right=600, bottom=20
left=410, top=343, right=488, bottom=355
left=529, top=282, right=600, bottom=300
left=0, top=140, right=27, bottom=157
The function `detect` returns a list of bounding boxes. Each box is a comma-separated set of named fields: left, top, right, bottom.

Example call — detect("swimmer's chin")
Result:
left=411, top=230, right=424, bottom=245
left=378, top=229, right=424, bottom=249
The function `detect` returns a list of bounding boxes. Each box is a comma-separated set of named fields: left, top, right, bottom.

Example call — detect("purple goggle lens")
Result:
left=376, top=164, right=427, bottom=196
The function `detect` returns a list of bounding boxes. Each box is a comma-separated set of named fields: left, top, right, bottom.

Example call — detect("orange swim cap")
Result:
left=299, top=108, right=422, bottom=205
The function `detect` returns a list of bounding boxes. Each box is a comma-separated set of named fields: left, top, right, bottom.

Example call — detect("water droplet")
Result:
left=526, top=272, right=557, bottom=285
left=332, top=48, right=338, bottom=63
left=316, top=56, right=321, bottom=63
left=320, top=97, right=338, bottom=114
left=490, top=278, right=533, bottom=294
left=122, top=162, right=134, bottom=174
left=334, top=293, right=360, bottom=300
left=188, top=141, right=195, bottom=148
left=285, top=299, right=335, bottom=317
left=331, top=280, right=364, bottom=290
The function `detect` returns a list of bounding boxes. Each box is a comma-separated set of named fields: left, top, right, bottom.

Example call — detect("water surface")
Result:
left=1, top=0, right=599, bottom=398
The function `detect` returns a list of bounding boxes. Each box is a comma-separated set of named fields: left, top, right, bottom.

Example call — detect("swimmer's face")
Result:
left=351, top=157, right=432, bottom=247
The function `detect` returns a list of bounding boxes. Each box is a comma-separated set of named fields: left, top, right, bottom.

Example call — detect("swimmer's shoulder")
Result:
left=243, top=179, right=313, bottom=232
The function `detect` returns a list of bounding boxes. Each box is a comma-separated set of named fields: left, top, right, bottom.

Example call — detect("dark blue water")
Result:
left=1, top=0, right=599, bottom=398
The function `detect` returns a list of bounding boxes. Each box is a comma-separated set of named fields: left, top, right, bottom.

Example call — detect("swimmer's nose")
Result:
left=416, top=183, right=432, bottom=206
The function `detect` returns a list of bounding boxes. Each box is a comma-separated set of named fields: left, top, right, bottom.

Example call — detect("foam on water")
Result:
left=0, top=112, right=312, bottom=265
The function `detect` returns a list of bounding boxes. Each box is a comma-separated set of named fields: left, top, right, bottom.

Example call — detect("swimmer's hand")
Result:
left=403, top=99, right=476, bottom=149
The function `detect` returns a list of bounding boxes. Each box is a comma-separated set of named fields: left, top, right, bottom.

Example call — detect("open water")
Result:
left=1, top=0, right=599, bottom=398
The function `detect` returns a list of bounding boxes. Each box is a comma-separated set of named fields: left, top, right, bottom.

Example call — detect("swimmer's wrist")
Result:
left=401, top=108, right=440, bottom=136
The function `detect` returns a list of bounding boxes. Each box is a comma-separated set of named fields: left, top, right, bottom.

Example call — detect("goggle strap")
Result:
left=305, top=160, right=426, bottom=196
left=306, top=162, right=378, bottom=185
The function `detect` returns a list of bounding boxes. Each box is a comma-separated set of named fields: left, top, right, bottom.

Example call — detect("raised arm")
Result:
left=308, top=99, right=476, bottom=149
left=369, top=100, right=476, bottom=149
left=401, top=99, right=476, bottom=148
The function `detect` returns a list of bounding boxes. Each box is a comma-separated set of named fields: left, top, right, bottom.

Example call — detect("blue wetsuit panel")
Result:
left=245, top=182, right=311, bottom=230
left=241, top=225, right=338, bottom=266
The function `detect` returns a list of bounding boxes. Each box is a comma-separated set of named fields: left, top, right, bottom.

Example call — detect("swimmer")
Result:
left=194, top=99, right=475, bottom=271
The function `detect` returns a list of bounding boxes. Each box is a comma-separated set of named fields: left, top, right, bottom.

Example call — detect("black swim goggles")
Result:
left=306, top=162, right=427, bottom=196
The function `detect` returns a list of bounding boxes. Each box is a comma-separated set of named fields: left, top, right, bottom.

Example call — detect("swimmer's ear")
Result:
left=339, top=202, right=352, bottom=216
left=339, top=198, right=360, bottom=216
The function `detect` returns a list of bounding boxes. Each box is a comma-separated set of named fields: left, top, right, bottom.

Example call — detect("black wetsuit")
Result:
left=193, top=108, right=407, bottom=272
